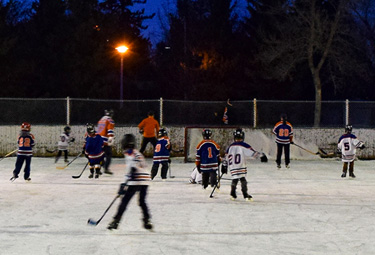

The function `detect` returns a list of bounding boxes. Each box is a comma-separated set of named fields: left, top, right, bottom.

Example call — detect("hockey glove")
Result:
left=290, top=141, right=294, bottom=145
left=168, top=158, right=171, bottom=164
left=197, top=165, right=201, bottom=174
left=221, top=160, right=228, bottom=174
left=107, top=136, right=115, bottom=146
left=260, top=153, right=268, bottom=163
left=118, top=183, right=127, bottom=195
left=139, top=129, right=144, bottom=134
left=70, top=138, right=75, bottom=143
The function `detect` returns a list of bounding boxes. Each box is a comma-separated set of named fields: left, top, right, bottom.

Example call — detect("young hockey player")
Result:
left=55, top=126, right=75, bottom=163
left=273, top=113, right=293, bottom=169
left=337, top=125, right=365, bottom=178
left=151, top=128, right=171, bottom=180
left=189, top=167, right=202, bottom=184
left=221, top=128, right=267, bottom=201
left=97, top=109, right=115, bottom=175
left=10, top=122, right=35, bottom=182
left=196, top=129, right=221, bottom=189
left=83, top=123, right=104, bottom=179
left=108, top=134, right=152, bottom=231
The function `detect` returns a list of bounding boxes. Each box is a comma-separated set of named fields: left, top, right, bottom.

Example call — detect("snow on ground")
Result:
left=1, top=156, right=375, bottom=255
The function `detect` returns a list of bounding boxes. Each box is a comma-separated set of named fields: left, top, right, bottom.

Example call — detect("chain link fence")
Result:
left=0, top=97, right=373, bottom=128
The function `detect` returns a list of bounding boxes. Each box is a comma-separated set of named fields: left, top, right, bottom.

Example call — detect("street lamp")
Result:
left=116, top=45, right=128, bottom=107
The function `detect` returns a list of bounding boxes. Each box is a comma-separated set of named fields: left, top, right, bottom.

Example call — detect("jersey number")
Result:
left=344, top=142, right=350, bottom=151
left=19, top=137, right=31, bottom=147
left=207, top=147, right=213, bottom=158
left=228, top=154, right=241, bottom=165
left=155, top=144, right=161, bottom=152
left=278, top=129, right=289, bottom=137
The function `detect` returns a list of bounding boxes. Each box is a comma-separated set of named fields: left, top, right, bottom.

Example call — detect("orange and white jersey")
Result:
left=97, top=116, right=115, bottom=145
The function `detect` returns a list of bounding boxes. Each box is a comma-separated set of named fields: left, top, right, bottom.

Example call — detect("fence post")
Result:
left=160, top=97, right=163, bottom=126
left=67, top=96, right=70, bottom=125
left=253, top=98, right=257, bottom=128
left=345, top=99, right=349, bottom=125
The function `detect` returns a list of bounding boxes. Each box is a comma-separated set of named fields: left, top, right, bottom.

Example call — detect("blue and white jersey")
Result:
left=196, top=139, right=220, bottom=172
left=338, top=133, right=364, bottom=162
left=225, top=141, right=259, bottom=179
left=153, top=137, right=170, bottom=162
left=84, top=133, right=104, bottom=159
left=124, top=149, right=151, bottom=186
left=273, top=121, right=293, bottom=144
left=17, top=131, right=35, bottom=156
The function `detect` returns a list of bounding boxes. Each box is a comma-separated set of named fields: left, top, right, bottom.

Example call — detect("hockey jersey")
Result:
left=153, top=137, right=171, bottom=162
left=58, top=132, right=74, bottom=150
left=338, top=133, right=364, bottom=162
left=225, top=141, right=259, bottom=179
left=138, top=116, right=160, bottom=138
left=273, top=121, right=293, bottom=144
left=17, top=131, right=35, bottom=156
left=124, top=149, right=151, bottom=186
left=196, top=139, right=220, bottom=171
left=97, top=116, right=115, bottom=145
left=84, top=133, right=104, bottom=160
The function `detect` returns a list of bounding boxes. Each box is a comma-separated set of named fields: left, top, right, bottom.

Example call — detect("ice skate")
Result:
left=144, top=219, right=153, bottom=230
left=88, top=173, right=94, bottom=178
left=341, top=172, right=346, bottom=178
left=95, top=174, right=99, bottom=179
left=230, top=191, right=237, bottom=201
left=25, top=177, right=31, bottom=182
left=244, top=194, right=253, bottom=201
left=107, top=219, right=119, bottom=230
left=189, top=178, right=196, bottom=184
left=10, top=175, right=18, bottom=182
left=64, top=159, right=69, bottom=163
left=349, top=172, right=356, bottom=178
left=104, top=170, right=113, bottom=175
left=277, top=164, right=281, bottom=169
left=286, top=164, right=290, bottom=169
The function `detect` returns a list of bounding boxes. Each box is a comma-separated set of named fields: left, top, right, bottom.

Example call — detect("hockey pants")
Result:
left=276, top=143, right=290, bottom=166
left=55, top=150, right=68, bottom=163
left=202, top=171, right=217, bottom=189
left=342, top=161, right=354, bottom=174
left=103, top=145, right=112, bottom=171
left=140, top=137, right=157, bottom=154
left=13, top=155, right=32, bottom=180
left=231, top=177, right=249, bottom=198
left=114, top=185, right=150, bottom=223
left=151, top=161, right=168, bottom=179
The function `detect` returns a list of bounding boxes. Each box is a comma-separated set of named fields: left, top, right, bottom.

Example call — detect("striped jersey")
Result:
left=17, top=131, right=35, bottom=156
left=196, top=139, right=220, bottom=171
left=84, top=133, right=104, bottom=160
left=273, top=121, right=293, bottom=144
left=124, top=149, right=151, bottom=185
left=225, top=141, right=259, bottom=179
left=97, top=116, right=115, bottom=145
left=153, top=137, right=171, bottom=162
left=338, top=133, right=364, bottom=162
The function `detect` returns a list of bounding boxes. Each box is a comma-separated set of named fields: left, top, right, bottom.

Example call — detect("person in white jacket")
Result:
left=337, top=125, right=365, bottom=178
left=107, top=134, right=153, bottom=230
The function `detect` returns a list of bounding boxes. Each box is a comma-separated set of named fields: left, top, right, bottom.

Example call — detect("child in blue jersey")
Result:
left=151, top=128, right=171, bottom=180
left=108, top=134, right=152, bottom=231
left=10, top=122, right=35, bottom=182
left=196, top=129, right=221, bottom=189
left=83, top=123, right=104, bottom=179
left=272, top=113, right=293, bottom=169
left=221, top=129, right=267, bottom=201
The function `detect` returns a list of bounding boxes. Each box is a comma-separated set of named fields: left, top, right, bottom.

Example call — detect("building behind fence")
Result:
left=1, top=97, right=374, bottom=128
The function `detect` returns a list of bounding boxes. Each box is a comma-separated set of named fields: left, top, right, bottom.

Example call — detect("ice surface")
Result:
left=1, top=156, right=375, bottom=255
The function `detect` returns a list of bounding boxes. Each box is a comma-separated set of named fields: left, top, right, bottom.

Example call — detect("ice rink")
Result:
left=1, top=156, right=375, bottom=255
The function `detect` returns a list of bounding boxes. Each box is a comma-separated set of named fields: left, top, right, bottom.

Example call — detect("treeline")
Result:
left=0, top=0, right=374, bottom=103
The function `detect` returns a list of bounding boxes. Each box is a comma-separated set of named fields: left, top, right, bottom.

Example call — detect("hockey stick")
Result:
left=168, top=163, right=175, bottom=178
left=72, top=162, right=89, bottom=179
left=0, top=149, right=17, bottom=162
left=210, top=172, right=225, bottom=198
left=56, top=152, right=82, bottom=170
left=171, top=149, right=183, bottom=153
left=87, top=194, right=121, bottom=226
left=292, top=143, right=327, bottom=156
left=46, top=148, right=57, bottom=153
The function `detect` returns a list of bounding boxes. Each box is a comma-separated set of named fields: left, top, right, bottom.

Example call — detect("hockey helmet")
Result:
left=233, top=128, right=245, bottom=140
left=104, top=109, right=114, bottom=118
left=202, top=129, right=212, bottom=139
left=64, top=126, right=71, bottom=133
left=121, top=134, right=136, bottom=149
left=158, top=128, right=168, bottom=137
left=345, top=124, right=352, bottom=133
left=86, top=123, right=95, bottom=135
left=21, top=122, right=31, bottom=131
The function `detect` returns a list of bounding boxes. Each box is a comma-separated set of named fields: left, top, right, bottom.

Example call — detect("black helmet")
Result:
left=121, top=134, right=136, bottom=149
left=104, top=109, right=114, bottom=118
left=86, top=123, right=95, bottom=134
left=345, top=125, right=352, bottom=133
left=64, top=126, right=71, bottom=133
left=202, top=129, right=212, bottom=139
left=158, top=128, right=168, bottom=137
left=233, top=128, right=245, bottom=140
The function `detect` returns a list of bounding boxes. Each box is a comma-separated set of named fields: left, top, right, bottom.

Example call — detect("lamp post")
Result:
left=116, top=45, right=128, bottom=107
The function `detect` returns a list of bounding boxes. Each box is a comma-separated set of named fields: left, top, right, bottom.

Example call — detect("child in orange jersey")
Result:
left=138, top=111, right=160, bottom=154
